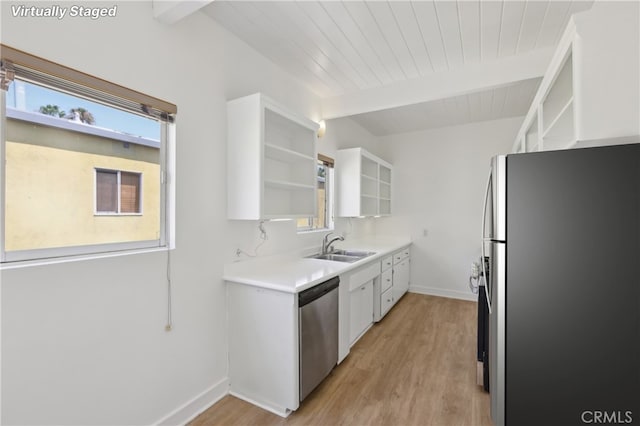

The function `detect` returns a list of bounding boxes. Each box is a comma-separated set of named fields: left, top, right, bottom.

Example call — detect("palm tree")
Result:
left=68, top=107, right=95, bottom=125
left=39, top=104, right=65, bottom=118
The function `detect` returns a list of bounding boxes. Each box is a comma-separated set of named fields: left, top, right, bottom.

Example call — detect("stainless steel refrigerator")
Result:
left=482, top=144, right=640, bottom=426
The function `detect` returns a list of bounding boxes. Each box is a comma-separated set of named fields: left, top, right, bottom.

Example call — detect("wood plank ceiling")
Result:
left=349, top=77, right=540, bottom=135
left=203, top=1, right=595, bottom=134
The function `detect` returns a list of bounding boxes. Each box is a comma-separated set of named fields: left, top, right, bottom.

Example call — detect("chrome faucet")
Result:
left=322, top=232, right=344, bottom=254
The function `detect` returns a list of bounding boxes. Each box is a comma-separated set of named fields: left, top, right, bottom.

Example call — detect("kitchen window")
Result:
left=0, top=44, right=176, bottom=262
left=297, top=155, right=334, bottom=232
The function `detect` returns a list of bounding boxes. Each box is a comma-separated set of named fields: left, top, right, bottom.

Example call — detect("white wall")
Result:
left=376, top=117, right=523, bottom=301
left=0, top=2, right=322, bottom=425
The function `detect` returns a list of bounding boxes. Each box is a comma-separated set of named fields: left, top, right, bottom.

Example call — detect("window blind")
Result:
left=318, top=154, right=334, bottom=168
left=96, top=170, right=117, bottom=212
left=1, top=44, right=176, bottom=122
left=120, top=172, right=141, bottom=213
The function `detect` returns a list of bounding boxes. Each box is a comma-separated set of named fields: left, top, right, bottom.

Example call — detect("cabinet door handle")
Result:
left=386, top=278, right=391, bottom=282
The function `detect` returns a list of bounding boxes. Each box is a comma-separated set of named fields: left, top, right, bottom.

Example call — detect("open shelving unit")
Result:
left=541, top=53, right=575, bottom=151
left=379, top=165, right=392, bottom=215
left=336, top=147, right=393, bottom=217
left=227, top=93, right=319, bottom=220
left=511, top=3, right=639, bottom=155
left=513, top=46, right=575, bottom=154
left=525, top=112, right=540, bottom=152
left=360, top=156, right=379, bottom=215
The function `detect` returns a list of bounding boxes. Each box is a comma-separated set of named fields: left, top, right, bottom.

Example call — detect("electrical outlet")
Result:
left=423, top=229, right=428, bottom=237
left=471, top=261, right=481, bottom=279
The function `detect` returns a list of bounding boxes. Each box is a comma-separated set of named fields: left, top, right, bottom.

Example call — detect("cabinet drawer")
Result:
left=348, top=262, right=381, bottom=292
left=393, top=247, right=410, bottom=264
left=381, top=256, right=393, bottom=271
left=381, top=287, right=394, bottom=316
left=381, top=268, right=393, bottom=293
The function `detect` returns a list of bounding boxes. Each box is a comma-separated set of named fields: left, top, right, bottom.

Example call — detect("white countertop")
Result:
left=223, top=237, right=411, bottom=293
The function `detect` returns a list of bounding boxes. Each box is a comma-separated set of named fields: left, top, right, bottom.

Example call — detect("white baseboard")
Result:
left=228, top=390, right=293, bottom=418
left=153, top=377, right=229, bottom=426
left=409, top=285, right=478, bottom=302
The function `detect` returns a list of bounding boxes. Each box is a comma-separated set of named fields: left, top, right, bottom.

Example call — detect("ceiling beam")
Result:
left=321, top=47, right=555, bottom=119
left=153, top=1, right=214, bottom=25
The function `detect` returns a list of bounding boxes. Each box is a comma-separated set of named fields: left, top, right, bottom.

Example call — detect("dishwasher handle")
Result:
left=299, top=276, right=340, bottom=307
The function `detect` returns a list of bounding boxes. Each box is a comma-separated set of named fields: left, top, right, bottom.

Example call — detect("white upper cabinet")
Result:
left=513, top=2, right=639, bottom=153
left=513, top=24, right=576, bottom=153
left=541, top=53, right=574, bottom=151
left=378, top=163, right=392, bottom=216
left=227, top=93, right=319, bottom=220
left=336, top=148, right=392, bottom=217
left=524, top=111, right=539, bottom=153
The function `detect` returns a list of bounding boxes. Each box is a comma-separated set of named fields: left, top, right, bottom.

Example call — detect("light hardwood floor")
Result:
left=191, top=293, right=492, bottom=426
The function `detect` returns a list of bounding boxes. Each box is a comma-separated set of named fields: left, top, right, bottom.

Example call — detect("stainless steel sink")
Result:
left=310, top=253, right=361, bottom=263
left=331, top=249, right=376, bottom=257
left=307, top=250, right=376, bottom=263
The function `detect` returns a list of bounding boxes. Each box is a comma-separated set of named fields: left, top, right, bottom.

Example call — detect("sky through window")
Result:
left=6, top=80, right=160, bottom=140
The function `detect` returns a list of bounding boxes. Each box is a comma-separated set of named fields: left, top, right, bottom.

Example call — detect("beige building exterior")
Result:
left=5, top=114, right=161, bottom=251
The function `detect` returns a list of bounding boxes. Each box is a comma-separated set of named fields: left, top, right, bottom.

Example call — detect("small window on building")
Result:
left=1, top=44, right=176, bottom=262
left=96, top=170, right=142, bottom=214
left=297, top=155, right=334, bottom=232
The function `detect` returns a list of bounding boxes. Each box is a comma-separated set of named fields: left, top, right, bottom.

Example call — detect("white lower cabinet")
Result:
left=349, top=279, right=373, bottom=345
left=224, top=242, right=412, bottom=417
left=393, top=257, right=410, bottom=301
left=339, top=261, right=380, bottom=355
left=227, top=282, right=299, bottom=416
left=380, top=268, right=392, bottom=293
left=374, top=246, right=411, bottom=321
left=380, top=286, right=394, bottom=317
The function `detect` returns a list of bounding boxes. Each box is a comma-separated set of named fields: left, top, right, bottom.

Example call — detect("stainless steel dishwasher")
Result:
left=298, top=276, right=339, bottom=401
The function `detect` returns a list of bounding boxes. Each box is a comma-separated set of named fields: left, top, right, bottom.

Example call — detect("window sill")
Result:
left=94, top=213, right=143, bottom=216
left=0, top=245, right=171, bottom=270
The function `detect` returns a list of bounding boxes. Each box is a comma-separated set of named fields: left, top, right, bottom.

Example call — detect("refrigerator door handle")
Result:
left=482, top=170, right=491, bottom=241
left=481, top=171, right=492, bottom=314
